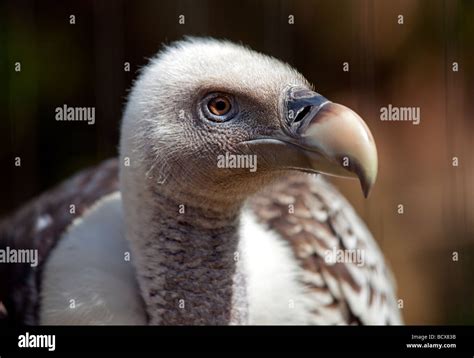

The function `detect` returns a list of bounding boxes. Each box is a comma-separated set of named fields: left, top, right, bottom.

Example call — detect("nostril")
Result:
left=293, top=106, right=312, bottom=124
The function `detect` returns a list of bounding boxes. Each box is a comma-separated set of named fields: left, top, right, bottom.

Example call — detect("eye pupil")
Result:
left=215, top=100, right=226, bottom=111
left=208, top=96, right=231, bottom=116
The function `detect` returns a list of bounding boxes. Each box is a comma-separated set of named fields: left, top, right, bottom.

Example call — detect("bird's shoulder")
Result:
left=39, top=191, right=146, bottom=325
left=249, top=174, right=402, bottom=325
left=0, top=158, right=119, bottom=324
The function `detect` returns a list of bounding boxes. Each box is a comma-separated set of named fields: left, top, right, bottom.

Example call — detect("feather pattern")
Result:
left=0, top=159, right=119, bottom=324
left=249, top=173, right=402, bottom=325
left=0, top=160, right=401, bottom=325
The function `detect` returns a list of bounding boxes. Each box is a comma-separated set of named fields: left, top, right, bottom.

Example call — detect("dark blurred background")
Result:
left=0, top=0, right=473, bottom=324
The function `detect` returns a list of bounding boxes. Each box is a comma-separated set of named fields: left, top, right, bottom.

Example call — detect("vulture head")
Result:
left=120, top=38, right=378, bottom=211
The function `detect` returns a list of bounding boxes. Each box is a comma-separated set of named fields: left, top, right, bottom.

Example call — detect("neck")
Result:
left=121, top=176, right=248, bottom=325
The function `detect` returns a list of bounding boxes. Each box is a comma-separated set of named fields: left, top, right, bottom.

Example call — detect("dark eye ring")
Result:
left=201, top=93, right=237, bottom=122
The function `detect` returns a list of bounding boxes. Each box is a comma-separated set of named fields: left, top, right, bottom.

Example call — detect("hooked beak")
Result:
left=240, top=87, right=378, bottom=197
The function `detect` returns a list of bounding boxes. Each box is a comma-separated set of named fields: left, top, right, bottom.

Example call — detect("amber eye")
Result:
left=201, top=93, right=237, bottom=122
left=208, top=96, right=232, bottom=116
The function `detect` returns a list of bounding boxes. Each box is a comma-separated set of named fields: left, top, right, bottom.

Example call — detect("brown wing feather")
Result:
left=0, top=159, right=119, bottom=325
left=250, top=173, right=402, bottom=325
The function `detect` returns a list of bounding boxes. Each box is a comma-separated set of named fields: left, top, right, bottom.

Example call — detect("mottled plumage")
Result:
left=250, top=174, right=401, bottom=324
left=0, top=160, right=401, bottom=325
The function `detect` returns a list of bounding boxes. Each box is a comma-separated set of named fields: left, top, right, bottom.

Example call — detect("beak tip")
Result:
left=362, top=182, right=371, bottom=198
left=359, top=171, right=376, bottom=198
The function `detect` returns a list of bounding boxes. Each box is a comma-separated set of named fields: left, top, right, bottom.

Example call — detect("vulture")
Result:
left=0, top=38, right=402, bottom=325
